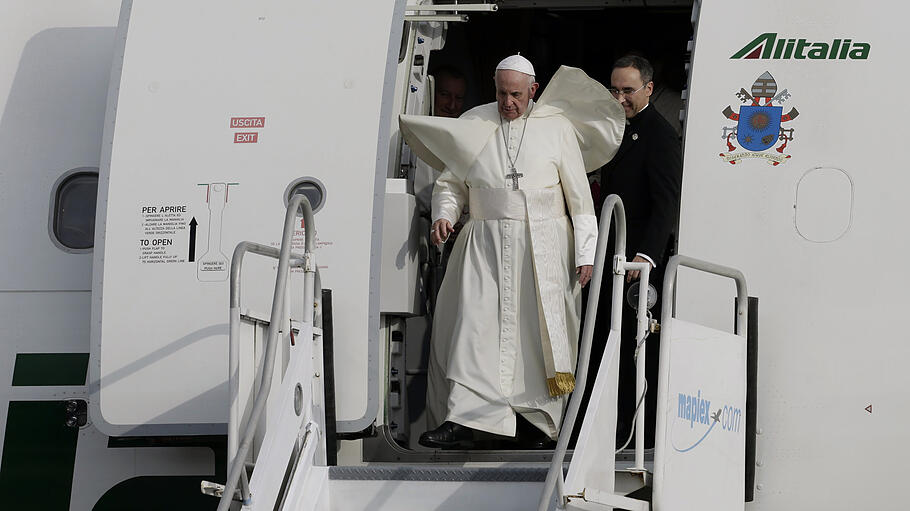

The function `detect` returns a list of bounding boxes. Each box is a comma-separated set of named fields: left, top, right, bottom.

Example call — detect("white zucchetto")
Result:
left=496, top=54, right=535, bottom=77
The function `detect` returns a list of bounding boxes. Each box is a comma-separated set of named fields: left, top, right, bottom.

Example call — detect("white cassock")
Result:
left=400, top=66, right=625, bottom=439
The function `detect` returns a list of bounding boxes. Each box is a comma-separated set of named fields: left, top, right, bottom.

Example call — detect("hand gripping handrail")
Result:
left=538, top=195, right=627, bottom=511
left=218, top=195, right=317, bottom=511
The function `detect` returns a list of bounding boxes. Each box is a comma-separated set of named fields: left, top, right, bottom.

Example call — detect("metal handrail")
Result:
left=218, top=195, right=318, bottom=511
left=539, top=195, right=629, bottom=511
left=228, top=242, right=306, bottom=469
left=660, top=255, right=748, bottom=337
left=651, top=255, right=748, bottom=510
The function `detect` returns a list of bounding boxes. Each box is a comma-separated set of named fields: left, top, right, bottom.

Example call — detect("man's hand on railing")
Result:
left=626, top=255, right=653, bottom=283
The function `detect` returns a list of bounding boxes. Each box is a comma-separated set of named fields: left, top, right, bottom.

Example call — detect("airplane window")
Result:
left=52, top=170, right=98, bottom=251
left=286, top=177, right=326, bottom=213
left=794, top=167, right=854, bottom=243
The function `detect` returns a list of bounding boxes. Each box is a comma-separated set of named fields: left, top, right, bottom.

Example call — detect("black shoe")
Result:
left=419, top=421, right=475, bottom=449
left=524, top=436, right=557, bottom=450
left=515, top=416, right=556, bottom=449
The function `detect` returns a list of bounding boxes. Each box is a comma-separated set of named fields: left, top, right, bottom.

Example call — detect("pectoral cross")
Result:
left=506, top=167, right=523, bottom=191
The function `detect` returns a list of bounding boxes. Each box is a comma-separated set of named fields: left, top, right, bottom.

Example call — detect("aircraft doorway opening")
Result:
left=372, top=1, right=693, bottom=463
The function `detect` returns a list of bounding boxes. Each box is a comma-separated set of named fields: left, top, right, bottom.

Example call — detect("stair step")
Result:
left=329, top=465, right=554, bottom=482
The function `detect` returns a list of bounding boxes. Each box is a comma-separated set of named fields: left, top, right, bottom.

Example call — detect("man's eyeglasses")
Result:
left=608, top=83, right=647, bottom=98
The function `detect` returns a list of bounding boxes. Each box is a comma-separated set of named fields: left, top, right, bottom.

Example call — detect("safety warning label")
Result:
left=139, top=205, right=188, bottom=264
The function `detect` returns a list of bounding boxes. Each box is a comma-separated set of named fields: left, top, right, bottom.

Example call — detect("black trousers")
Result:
left=574, top=268, right=663, bottom=449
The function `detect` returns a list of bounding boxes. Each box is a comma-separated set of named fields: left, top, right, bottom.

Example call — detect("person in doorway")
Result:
left=415, top=66, right=469, bottom=216
left=414, top=66, right=470, bottom=326
left=587, top=54, right=682, bottom=448
left=432, top=65, right=467, bottom=118
left=399, top=55, right=624, bottom=449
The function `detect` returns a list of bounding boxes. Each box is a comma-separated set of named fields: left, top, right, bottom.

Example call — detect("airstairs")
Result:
left=207, top=195, right=753, bottom=511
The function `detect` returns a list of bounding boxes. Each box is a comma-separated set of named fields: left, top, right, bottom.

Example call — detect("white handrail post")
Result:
left=632, top=262, right=651, bottom=473
left=538, top=194, right=627, bottom=511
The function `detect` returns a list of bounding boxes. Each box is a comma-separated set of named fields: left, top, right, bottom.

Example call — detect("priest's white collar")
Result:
left=523, top=99, right=535, bottom=119
left=627, top=102, right=649, bottom=125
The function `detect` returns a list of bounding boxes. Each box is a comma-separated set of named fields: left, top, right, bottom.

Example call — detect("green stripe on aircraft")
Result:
left=12, top=353, right=89, bottom=386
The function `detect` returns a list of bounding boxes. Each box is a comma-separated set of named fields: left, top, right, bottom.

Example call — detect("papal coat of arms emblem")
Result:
left=720, top=71, right=799, bottom=165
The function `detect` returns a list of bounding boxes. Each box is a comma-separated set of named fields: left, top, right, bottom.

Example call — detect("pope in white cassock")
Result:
left=400, top=55, right=625, bottom=449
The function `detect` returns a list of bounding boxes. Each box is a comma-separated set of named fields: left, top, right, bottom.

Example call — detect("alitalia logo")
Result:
left=732, top=33, right=870, bottom=60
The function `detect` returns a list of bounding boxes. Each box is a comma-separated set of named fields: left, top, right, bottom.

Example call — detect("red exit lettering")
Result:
left=234, top=132, right=258, bottom=144
left=230, top=117, right=265, bottom=128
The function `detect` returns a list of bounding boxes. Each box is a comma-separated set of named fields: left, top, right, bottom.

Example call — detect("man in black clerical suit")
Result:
left=585, top=55, right=682, bottom=448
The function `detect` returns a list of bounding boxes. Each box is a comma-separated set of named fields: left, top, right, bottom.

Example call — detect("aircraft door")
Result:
left=90, top=0, right=408, bottom=437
